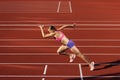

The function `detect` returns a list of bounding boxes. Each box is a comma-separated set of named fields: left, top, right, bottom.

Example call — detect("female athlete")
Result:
left=38, top=24, right=94, bottom=71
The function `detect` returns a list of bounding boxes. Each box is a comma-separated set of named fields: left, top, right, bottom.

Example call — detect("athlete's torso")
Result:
left=54, top=31, right=69, bottom=44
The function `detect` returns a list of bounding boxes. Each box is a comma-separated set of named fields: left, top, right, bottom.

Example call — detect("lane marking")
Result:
left=1, top=20, right=120, bottom=23
left=0, top=12, right=59, bottom=13
left=43, top=65, right=48, bottom=75
left=0, top=39, right=54, bottom=41
left=1, top=28, right=120, bottom=30
left=57, top=1, right=61, bottom=13
left=42, top=65, right=48, bottom=80
left=79, top=64, right=84, bottom=80
left=0, top=63, right=86, bottom=65
left=0, top=53, right=120, bottom=56
left=1, top=39, right=120, bottom=41
left=0, top=62, right=119, bottom=65
left=1, top=23, right=120, bottom=27
left=0, top=75, right=119, bottom=78
left=42, top=78, right=45, bottom=80
left=69, top=1, right=72, bottom=13
left=1, top=45, right=120, bottom=48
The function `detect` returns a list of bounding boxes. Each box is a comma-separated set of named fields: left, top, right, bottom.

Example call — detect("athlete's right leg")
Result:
left=57, top=45, right=76, bottom=62
left=70, top=46, right=95, bottom=71
left=57, top=45, right=69, bottom=56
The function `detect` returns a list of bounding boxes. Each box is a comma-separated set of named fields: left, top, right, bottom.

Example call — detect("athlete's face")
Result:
left=48, top=28, right=54, bottom=33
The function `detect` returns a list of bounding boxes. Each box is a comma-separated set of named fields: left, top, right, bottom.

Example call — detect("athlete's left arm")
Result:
left=57, top=24, right=76, bottom=31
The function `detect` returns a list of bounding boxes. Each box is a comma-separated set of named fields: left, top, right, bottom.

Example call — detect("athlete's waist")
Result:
left=61, top=39, right=72, bottom=45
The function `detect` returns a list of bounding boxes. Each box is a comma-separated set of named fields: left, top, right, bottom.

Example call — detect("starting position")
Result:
left=38, top=24, right=95, bottom=71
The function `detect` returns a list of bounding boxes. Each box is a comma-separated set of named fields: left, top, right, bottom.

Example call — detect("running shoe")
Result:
left=90, top=61, right=95, bottom=71
left=69, top=54, right=76, bottom=62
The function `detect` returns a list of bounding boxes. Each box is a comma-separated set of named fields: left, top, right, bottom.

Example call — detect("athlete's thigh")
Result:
left=57, top=45, right=68, bottom=53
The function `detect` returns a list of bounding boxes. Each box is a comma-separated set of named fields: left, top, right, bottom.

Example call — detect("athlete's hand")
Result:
left=74, top=23, right=76, bottom=26
left=38, top=25, right=44, bottom=29
left=71, top=23, right=76, bottom=29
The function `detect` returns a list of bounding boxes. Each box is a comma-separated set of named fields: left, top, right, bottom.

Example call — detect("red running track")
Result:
left=0, top=0, right=120, bottom=80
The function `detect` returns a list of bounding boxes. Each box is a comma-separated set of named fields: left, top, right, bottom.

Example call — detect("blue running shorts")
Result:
left=66, top=40, right=75, bottom=48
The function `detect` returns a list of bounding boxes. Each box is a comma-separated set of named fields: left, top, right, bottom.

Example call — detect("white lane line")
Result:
left=1, top=45, right=120, bottom=48
left=1, top=20, right=120, bottom=23
left=84, top=53, right=120, bottom=55
left=69, top=1, right=72, bottom=13
left=0, top=63, right=86, bottom=65
left=1, top=23, right=120, bottom=26
left=42, top=78, right=45, bottom=80
left=79, top=64, right=84, bottom=80
left=0, top=53, right=58, bottom=56
left=1, top=28, right=120, bottom=30
left=43, top=65, right=48, bottom=75
left=57, top=1, right=61, bottom=13
left=1, top=39, right=120, bottom=41
left=0, top=62, right=119, bottom=65
left=0, top=53, right=120, bottom=56
left=42, top=65, right=48, bottom=80
left=0, top=75, right=119, bottom=78
left=0, top=12, right=57, bottom=13
left=0, top=39, right=55, bottom=41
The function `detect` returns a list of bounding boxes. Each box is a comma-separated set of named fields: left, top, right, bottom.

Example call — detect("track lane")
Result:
left=1, top=47, right=120, bottom=53
left=0, top=64, right=44, bottom=75
left=1, top=30, right=120, bottom=39
left=0, top=78, right=43, bottom=80
left=1, top=41, right=120, bottom=46
left=0, top=55, right=119, bottom=63
left=0, top=0, right=120, bottom=80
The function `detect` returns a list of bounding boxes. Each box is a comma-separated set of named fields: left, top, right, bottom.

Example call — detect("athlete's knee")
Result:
left=57, top=51, right=62, bottom=55
left=57, top=50, right=65, bottom=55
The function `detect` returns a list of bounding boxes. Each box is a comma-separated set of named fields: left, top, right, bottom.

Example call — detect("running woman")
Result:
left=38, top=24, right=94, bottom=71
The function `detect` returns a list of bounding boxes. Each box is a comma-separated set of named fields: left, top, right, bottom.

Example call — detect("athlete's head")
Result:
left=48, top=25, right=57, bottom=32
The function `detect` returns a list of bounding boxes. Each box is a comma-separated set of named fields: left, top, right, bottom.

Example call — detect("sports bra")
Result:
left=55, top=31, right=65, bottom=41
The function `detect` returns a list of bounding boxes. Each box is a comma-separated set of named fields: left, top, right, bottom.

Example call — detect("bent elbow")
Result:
left=43, top=36, right=46, bottom=38
left=42, top=36, right=47, bottom=38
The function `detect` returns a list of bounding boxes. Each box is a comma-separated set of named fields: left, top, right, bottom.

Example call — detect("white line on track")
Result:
left=42, top=78, right=45, bottom=80
left=0, top=63, right=86, bottom=65
left=0, top=62, right=119, bottom=65
left=0, top=12, right=59, bottom=13
left=1, top=23, right=120, bottom=26
left=57, top=1, right=61, bottom=13
left=1, top=39, right=120, bottom=41
left=0, top=75, right=119, bottom=78
left=84, top=76, right=120, bottom=78
left=69, top=1, right=72, bottom=13
left=42, top=65, right=48, bottom=80
left=1, top=45, right=120, bottom=48
left=0, top=53, right=120, bottom=56
left=0, top=39, right=55, bottom=41
left=1, top=28, right=120, bottom=30
left=43, top=65, right=48, bottom=75
left=1, top=20, right=120, bottom=23
left=79, top=64, right=84, bottom=80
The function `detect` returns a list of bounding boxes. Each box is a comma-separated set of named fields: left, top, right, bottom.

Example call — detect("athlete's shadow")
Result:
left=66, top=73, right=120, bottom=80
left=66, top=60, right=120, bottom=80
left=94, top=60, right=120, bottom=71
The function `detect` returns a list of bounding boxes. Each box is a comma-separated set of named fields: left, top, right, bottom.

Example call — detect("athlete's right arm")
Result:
left=38, top=25, right=55, bottom=38
left=57, top=24, right=76, bottom=31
